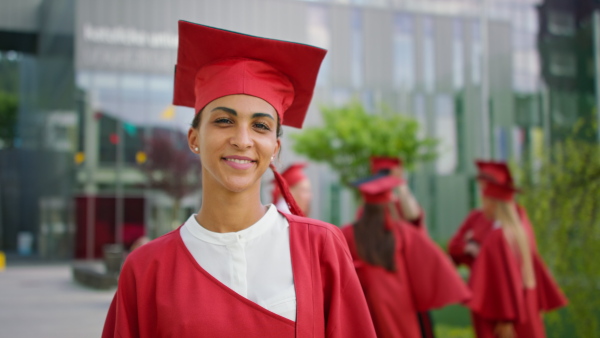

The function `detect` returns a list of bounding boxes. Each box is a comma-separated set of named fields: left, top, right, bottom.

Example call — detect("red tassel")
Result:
left=270, top=163, right=305, bottom=217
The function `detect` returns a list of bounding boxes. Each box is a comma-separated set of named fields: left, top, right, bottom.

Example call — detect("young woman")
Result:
left=467, top=178, right=567, bottom=338
left=342, top=174, right=471, bottom=338
left=102, top=21, right=376, bottom=338
left=448, top=161, right=538, bottom=269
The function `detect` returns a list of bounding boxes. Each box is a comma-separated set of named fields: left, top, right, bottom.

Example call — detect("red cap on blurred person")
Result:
left=475, top=160, right=514, bottom=185
left=272, top=163, right=307, bottom=203
left=356, top=175, right=403, bottom=204
left=482, top=181, right=518, bottom=201
left=370, top=156, right=403, bottom=174
left=172, top=20, right=327, bottom=128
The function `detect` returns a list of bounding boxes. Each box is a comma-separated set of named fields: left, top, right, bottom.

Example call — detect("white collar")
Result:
left=184, top=204, right=281, bottom=245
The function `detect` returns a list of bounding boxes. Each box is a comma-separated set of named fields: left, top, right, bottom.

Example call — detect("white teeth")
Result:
left=226, top=158, right=253, bottom=164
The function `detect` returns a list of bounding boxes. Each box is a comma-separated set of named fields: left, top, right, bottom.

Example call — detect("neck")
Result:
left=196, top=176, right=267, bottom=233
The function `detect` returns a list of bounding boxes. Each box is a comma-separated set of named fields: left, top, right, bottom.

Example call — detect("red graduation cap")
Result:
left=482, top=181, right=518, bottom=201
left=357, top=175, right=403, bottom=204
left=172, top=20, right=327, bottom=128
left=475, top=160, right=514, bottom=185
left=271, top=163, right=308, bottom=203
left=370, top=156, right=403, bottom=174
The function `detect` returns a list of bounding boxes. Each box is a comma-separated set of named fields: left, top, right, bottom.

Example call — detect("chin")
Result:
left=221, top=177, right=259, bottom=193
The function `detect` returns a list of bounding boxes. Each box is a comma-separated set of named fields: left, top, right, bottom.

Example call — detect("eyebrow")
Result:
left=211, top=107, right=275, bottom=120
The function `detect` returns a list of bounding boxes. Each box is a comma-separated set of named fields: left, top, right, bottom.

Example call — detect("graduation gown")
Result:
left=102, top=213, right=377, bottom=338
left=342, top=219, right=471, bottom=338
left=448, top=210, right=494, bottom=268
left=448, top=205, right=538, bottom=269
left=467, top=227, right=568, bottom=338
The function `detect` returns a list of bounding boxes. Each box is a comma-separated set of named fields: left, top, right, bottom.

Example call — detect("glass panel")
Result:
left=307, top=5, right=331, bottom=87
left=423, top=17, right=435, bottom=92
left=453, top=19, right=465, bottom=90
left=351, top=9, right=363, bottom=88
left=435, top=94, right=457, bottom=175
left=393, top=14, right=415, bottom=91
left=471, top=20, right=481, bottom=85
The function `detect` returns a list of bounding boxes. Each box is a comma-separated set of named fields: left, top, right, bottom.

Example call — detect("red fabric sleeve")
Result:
left=401, top=224, right=471, bottom=311
left=102, top=258, right=140, bottom=338
left=321, top=226, right=377, bottom=338
left=467, top=229, right=527, bottom=323
left=447, top=211, right=480, bottom=267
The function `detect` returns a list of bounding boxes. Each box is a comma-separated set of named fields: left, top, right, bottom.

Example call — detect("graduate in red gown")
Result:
left=102, top=21, right=376, bottom=338
left=466, top=173, right=568, bottom=338
left=366, top=157, right=438, bottom=337
left=448, top=161, right=538, bottom=269
left=273, top=163, right=312, bottom=216
left=342, top=174, right=471, bottom=338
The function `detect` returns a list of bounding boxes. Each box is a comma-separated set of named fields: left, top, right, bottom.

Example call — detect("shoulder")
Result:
left=124, top=229, right=180, bottom=267
left=285, top=214, right=345, bottom=240
left=284, top=213, right=353, bottom=257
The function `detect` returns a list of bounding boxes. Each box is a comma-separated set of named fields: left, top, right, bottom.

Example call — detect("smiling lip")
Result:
left=222, top=156, right=256, bottom=170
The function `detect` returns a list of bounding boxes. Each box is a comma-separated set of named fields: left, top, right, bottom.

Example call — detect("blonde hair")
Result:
left=495, top=201, right=536, bottom=289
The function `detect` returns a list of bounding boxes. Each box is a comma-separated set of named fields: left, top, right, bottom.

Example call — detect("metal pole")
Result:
left=480, top=0, right=491, bottom=158
left=83, top=91, right=97, bottom=260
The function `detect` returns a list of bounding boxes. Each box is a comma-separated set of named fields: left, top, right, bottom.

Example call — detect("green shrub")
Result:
left=516, top=132, right=600, bottom=337
left=291, top=99, right=437, bottom=187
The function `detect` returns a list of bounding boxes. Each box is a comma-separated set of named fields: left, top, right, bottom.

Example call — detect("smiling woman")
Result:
left=102, top=21, right=377, bottom=338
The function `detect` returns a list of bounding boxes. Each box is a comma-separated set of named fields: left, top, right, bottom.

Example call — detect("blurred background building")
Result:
left=0, top=0, right=596, bottom=259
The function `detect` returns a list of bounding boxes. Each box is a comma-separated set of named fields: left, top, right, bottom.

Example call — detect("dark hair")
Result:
left=353, top=203, right=397, bottom=271
left=191, top=110, right=283, bottom=138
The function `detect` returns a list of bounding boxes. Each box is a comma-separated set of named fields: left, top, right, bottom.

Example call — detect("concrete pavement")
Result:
left=0, top=263, right=115, bottom=338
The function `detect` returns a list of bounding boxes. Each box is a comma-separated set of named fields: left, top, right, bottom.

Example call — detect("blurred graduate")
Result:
left=342, top=172, right=471, bottom=338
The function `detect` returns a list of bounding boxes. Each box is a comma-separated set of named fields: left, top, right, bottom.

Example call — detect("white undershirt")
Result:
left=180, top=204, right=296, bottom=322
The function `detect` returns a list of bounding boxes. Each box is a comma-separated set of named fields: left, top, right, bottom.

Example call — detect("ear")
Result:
left=273, top=138, right=281, bottom=160
left=188, top=127, right=200, bottom=153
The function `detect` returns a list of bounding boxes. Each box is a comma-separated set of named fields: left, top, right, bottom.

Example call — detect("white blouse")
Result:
left=180, top=204, right=296, bottom=321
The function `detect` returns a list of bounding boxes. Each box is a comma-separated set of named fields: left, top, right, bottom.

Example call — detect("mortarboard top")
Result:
left=475, top=160, right=514, bottom=185
left=172, top=21, right=327, bottom=128
left=370, top=156, right=403, bottom=174
left=354, top=175, right=403, bottom=204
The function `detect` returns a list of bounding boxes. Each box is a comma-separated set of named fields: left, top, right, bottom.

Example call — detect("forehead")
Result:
left=205, top=94, right=277, bottom=114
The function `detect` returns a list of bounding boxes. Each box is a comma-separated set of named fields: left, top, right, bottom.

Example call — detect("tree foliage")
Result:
left=291, top=100, right=438, bottom=187
left=516, top=122, right=600, bottom=337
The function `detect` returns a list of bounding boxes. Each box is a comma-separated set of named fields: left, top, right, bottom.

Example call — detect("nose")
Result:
left=230, top=125, right=253, bottom=149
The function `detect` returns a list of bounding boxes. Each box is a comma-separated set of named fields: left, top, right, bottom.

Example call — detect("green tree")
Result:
left=291, top=100, right=437, bottom=187
left=517, top=122, right=600, bottom=337
left=0, top=91, right=18, bottom=148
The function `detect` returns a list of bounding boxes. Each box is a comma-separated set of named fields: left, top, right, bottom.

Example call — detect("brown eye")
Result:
left=254, top=122, right=271, bottom=131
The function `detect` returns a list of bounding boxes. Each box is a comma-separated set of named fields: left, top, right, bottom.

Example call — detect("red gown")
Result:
left=448, top=210, right=494, bottom=268
left=342, top=219, right=471, bottom=338
left=102, top=213, right=377, bottom=338
left=468, top=227, right=568, bottom=338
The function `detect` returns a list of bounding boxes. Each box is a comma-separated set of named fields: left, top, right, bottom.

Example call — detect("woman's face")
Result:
left=188, top=94, right=280, bottom=194
left=290, top=178, right=312, bottom=216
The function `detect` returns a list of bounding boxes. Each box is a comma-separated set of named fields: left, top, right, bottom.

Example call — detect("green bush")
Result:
left=291, top=100, right=437, bottom=187
left=517, top=132, right=600, bottom=337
